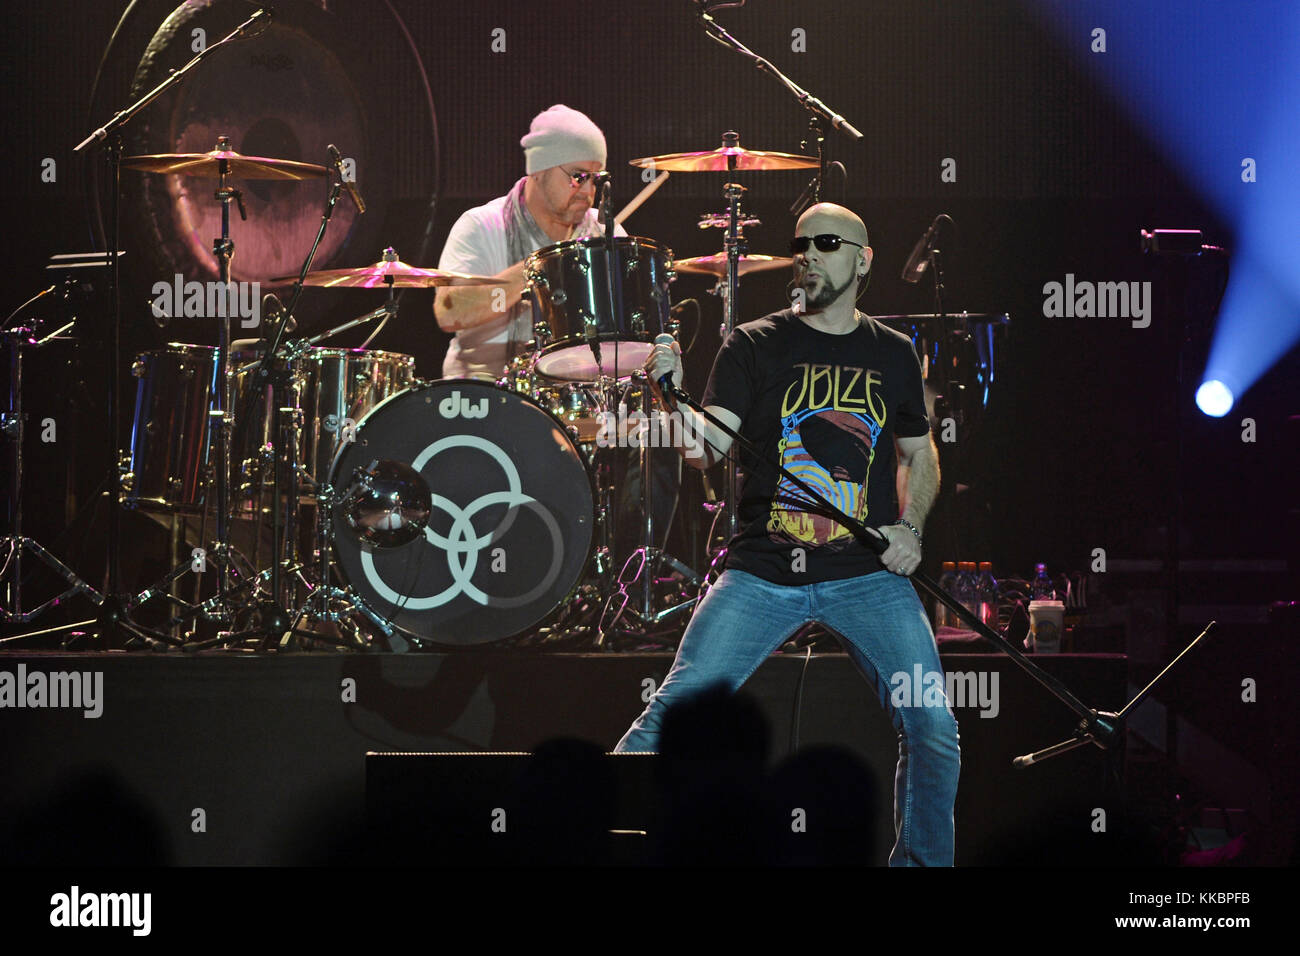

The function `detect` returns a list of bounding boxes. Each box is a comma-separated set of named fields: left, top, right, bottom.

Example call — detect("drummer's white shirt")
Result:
left=437, top=194, right=624, bottom=380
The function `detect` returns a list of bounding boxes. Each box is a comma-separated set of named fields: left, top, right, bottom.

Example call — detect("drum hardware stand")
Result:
left=188, top=166, right=346, bottom=649
left=697, top=145, right=753, bottom=545
left=71, top=7, right=272, bottom=647
left=1, top=315, right=104, bottom=634
left=285, top=479, right=399, bottom=651
left=115, top=137, right=269, bottom=648
left=594, top=174, right=618, bottom=380
left=595, top=370, right=702, bottom=646
left=658, top=374, right=1217, bottom=774
left=690, top=2, right=864, bottom=557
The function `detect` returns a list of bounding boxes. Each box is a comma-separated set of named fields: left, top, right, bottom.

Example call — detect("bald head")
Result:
left=796, top=203, right=869, bottom=247
left=790, top=202, right=873, bottom=317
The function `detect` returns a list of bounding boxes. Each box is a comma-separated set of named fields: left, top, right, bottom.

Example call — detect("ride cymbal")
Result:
left=273, top=254, right=497, bottom=289
left=123, top=145, right=328, bottom=181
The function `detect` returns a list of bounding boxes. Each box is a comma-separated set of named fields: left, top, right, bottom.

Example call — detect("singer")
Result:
left=616, top=203, right=959, bottom=867
left=433, top=104, right=624, bottom=379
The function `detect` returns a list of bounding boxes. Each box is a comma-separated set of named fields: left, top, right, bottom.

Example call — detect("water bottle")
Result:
left=977, top=561, right=999, bottom=627
left=1030, top=562, right=1055, bottom=601
left=957, top=561, right=979, bottom=623
left=935, top=561, right=957, bottom=628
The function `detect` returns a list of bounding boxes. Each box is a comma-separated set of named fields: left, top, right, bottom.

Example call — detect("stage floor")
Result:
left=0, top=648, right=1133, bottom=865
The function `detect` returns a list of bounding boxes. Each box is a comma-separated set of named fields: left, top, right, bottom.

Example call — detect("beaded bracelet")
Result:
left=894, top=518, right=922, bottom=543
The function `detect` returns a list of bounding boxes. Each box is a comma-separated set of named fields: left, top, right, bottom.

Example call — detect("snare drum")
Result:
left=525, top=236, right=673, bottom=381
left=499, top=354, right=605, bottom=445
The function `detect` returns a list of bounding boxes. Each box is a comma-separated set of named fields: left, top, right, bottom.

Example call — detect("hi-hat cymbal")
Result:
left=673, top=252, right=794, bottom=277
left=122, top=147, right=329, bottom=181
left=272, top=256, right=497, bottom=289
left=630, top=145, right=818, bottom=173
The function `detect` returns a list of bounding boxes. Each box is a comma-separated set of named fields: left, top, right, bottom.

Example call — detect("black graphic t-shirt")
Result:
left=701, top=308, right=930, bottom=585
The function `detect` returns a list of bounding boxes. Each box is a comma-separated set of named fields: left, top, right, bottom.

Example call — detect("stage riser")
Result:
left=0, top=652, right=1125, bottom=865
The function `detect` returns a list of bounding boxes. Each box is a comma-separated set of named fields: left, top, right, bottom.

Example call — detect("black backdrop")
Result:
left=2, top=1, right=1295, bottom=640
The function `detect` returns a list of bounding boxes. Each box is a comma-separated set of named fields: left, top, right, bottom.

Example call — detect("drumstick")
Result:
left=614, top=171, right=670, bottom=225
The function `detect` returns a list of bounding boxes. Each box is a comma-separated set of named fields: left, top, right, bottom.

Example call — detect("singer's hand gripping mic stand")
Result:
left=656, top=377, right=1216, bottom=770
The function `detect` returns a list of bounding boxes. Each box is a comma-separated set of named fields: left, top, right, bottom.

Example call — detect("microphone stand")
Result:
left=694, top=7, right=864, bottom=145
left=71, top=7, right=273, bottom=648
left=658, top=378, right=1216, bottom=770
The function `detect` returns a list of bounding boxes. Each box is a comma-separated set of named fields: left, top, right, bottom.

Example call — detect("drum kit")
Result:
left=4, top=127, right=1008, bottom=652
left=74, top=129, right=823, bottom=651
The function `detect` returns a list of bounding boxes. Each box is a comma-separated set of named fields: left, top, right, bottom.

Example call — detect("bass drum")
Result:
left=329, top=380, right=595, bottom=647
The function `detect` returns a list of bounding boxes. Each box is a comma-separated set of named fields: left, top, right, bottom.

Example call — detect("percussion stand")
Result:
left=594, top=180, right=701, bottom=642
left=692, top=140, right=753, bottom=550
left=130, top=139, right=266, bottom=647
left=289, top=477, right=400, bottom=651
left=71, top=7, right=272, bottom=648
left=626, top=369, right=702, bottom=631
left=192, top=177, right=346, bottom=649
left=1, top=312, right=103, bottom=636
left=692, top=3, right=864, bottom=544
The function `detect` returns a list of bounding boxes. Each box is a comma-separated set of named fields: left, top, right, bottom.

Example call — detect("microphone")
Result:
left=327, top=144, right=366, bottom=214
left=262, top=292, right=295, bottom=336
left=595, top=171, right=613, bottom=234
left=652, top=332, right=681, bottom=402
left=901, top=215, right=944, bottom=284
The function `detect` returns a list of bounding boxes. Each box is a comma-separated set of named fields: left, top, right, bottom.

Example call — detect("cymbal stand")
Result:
left=695, top=135, right=753, bottom=546
left=127, top=137, right=263, bottom=646
left=210, top=137, right=244, bottom=617
left=200, top=174, right=346, bottom=648
left=72, top=6, right=272, bottom=647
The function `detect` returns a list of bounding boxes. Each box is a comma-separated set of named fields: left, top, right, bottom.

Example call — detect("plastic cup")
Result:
left=1028, top=600, right=1065, bottom=653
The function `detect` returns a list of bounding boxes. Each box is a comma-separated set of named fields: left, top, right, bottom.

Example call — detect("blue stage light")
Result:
left=1195, top=380, right=1234, bottom=418
left=1030, top=0, right=1300, bottom=401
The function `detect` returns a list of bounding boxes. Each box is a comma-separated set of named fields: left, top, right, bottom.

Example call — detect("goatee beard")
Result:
left=805, top=272, right=856, bottom=309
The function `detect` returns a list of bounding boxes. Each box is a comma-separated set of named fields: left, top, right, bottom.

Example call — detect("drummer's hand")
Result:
left=645, top=339, right=683, bottom=405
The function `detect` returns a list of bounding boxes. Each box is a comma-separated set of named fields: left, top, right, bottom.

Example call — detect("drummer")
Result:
left=434, top=104, right=626, bottom=379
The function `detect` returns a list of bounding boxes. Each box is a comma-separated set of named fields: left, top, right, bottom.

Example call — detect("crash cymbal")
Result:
left=273, top=254, right=497, bottom=289
left=123, top=146, right=328, bottom=181
left=672, top=252, right=794, bottom=277
left=630, top=142, right=817, bottom=173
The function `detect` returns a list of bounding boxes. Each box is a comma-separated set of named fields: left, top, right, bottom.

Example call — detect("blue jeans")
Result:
left=615, top=568, right=961, bottom=866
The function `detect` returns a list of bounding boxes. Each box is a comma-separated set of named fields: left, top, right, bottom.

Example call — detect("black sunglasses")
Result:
left=563, top=168, right=606, bottom=188
left=789, top=234, right=865, bottom=255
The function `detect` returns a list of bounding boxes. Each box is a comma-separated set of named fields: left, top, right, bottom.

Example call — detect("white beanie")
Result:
left=520, top=104, right=607, bottom=174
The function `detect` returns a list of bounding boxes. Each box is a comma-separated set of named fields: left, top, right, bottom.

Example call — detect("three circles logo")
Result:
left=359, top=435, right=565, bottom=609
